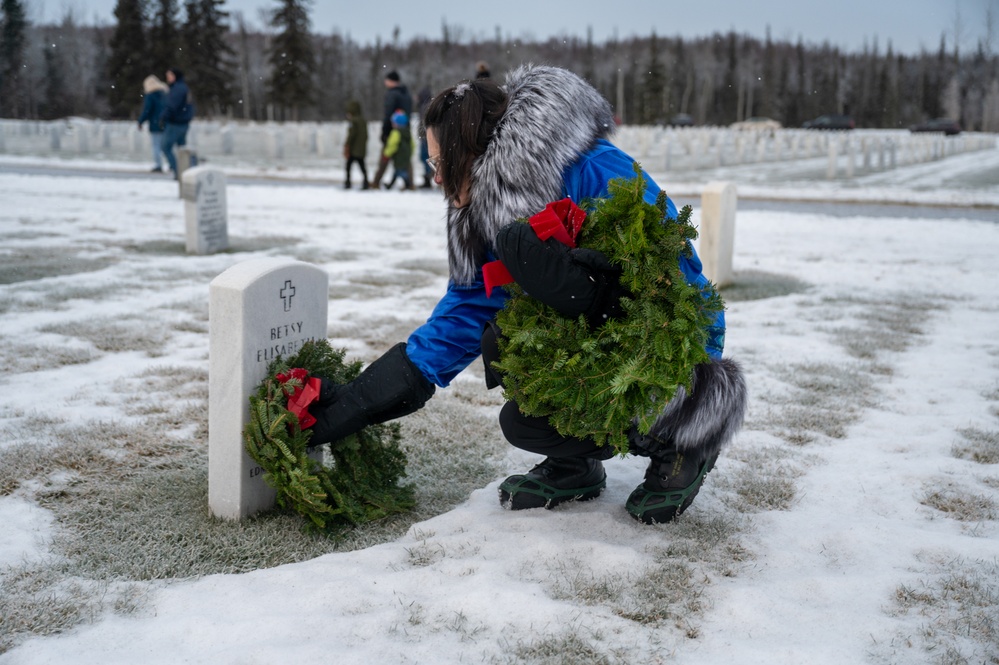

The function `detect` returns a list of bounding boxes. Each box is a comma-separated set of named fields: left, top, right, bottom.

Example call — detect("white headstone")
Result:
left=182, top=166, right=229, bottom=255
left=177, top=147, right=198, bottom=180
left=267, top=130, right=284, bottom=159
left=76, top=125, right=90, bottom=153
left=221, top=126, right=234, bottom=155
left=699, top=181, right=737, bottom=289
left=208, top=258, right=329, bottom=520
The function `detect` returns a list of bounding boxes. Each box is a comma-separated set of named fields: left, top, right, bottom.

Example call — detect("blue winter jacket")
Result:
left=138, top=90, right=167, bottom=131
left=406, top=139, right=726, bottom=388
left=163, top=78, right=195, bottom=125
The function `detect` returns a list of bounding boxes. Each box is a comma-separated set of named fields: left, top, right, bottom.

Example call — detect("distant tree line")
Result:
left=2, top=0, right=998, bottom=131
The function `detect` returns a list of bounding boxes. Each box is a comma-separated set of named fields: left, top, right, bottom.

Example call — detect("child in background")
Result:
left=381, top=110, right=414, bottom=191
left=344, top=99, right=369, bottom=189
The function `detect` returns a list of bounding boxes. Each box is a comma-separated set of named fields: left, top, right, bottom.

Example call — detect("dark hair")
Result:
left=420, top=79, right=508, bottom=204
left=169, top=67, right=184, bottom=79
left=385, top=70, right=400, bottom=82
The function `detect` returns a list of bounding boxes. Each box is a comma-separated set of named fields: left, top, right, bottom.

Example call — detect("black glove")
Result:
left=494, top=222, right=629, bottom=328
left=308, top=342, right=436, bottom=444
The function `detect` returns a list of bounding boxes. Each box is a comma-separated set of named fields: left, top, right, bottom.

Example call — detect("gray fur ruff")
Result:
left=648, top=358, right=748, bottom=461
left=446, top=64, right=615, bottom=285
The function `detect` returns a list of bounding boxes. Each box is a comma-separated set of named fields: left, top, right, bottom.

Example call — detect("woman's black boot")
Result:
left=499, top=457, right=606, bottom=510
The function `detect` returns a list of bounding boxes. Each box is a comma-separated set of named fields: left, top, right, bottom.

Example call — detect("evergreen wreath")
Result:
left=243, top=339, right=414, bottom=532
left=491, top=165, right=724, bottom=455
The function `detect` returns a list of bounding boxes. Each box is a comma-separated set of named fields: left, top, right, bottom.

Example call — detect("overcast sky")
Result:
left=27, top=0, right=998, bottom=55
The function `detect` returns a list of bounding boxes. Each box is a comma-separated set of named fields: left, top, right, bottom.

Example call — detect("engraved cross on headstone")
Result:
left=280, top=280, right=296, bottom=312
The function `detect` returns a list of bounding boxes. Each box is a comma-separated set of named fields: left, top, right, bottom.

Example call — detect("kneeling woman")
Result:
left=308, top=66, right=747, bottom=524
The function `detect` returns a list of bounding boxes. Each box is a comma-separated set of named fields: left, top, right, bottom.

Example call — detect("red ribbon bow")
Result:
left=482, top=198, right=587, bottom=297
left=275, top=368, right=322, bottom=429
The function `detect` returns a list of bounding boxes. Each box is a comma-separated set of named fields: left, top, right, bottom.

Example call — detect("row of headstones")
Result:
left=615, top=125, right=997, bottom=176
left=0, top=119, right=362, bottom=163
left=203, top=182, right=739, bottom=519
left=659, top=133, right=833, bottom=170
left=3, top=119, right=995, bottom=181
left=825, top=133, right=997, bottom=178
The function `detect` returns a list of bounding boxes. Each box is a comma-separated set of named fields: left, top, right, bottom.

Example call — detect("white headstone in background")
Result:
left=182, top=166, right=229, bottom=255
left=699, top=181, right=737, bottom=289
left=177, top=146, right=197, bottom=180
left=267, top=130, right=284, bottom=159
left=221, top=126, right=234, bottom=155
left=76, top=125, right=90, bottom=154
left=827, top=140, right=838, bottom=179
left=209, top=258, right=329, bottom=520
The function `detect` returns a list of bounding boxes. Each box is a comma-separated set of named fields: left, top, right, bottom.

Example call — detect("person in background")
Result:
left=416, top=86, right=434, bottom=189
left=137, top=75, right=169, bottom=173
left=371, top=70, right=412, bottom=188
left=475, top=60, right=491, bottom=79
left=161, top=67, right=195, bottom=180
left=305, top=67, right=747, bottom=526
left=381, top=110, right=413, bottom=191
left=344, top=99, right=369, bottom=190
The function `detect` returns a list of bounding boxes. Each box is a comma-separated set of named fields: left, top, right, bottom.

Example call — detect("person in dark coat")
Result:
left=305, top=67, right=747, bottom=526
left=371, top=70, right=412, bottom=187
left=344, top=99, right=369, bottom=189
left=137, top=75, right=169, bottom=172
left=416, top=86, right=434, bottom=188
left=161, top=67, right=195, bottom=179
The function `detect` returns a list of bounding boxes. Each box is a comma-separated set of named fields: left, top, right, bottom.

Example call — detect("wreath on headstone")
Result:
left=243, top=339, right=413, bottom=532
left=489, top=165, right=724, bottom=455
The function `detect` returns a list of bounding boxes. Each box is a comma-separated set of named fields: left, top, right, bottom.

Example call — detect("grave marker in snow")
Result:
left=699, top=181, right=737, bottom=288
left=208, top=257, right=329, bottom=520
left=181, top=166, right=229, bottom=255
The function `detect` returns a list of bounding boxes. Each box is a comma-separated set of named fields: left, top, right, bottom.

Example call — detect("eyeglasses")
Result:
left=426, top=156, right=439, bottom=174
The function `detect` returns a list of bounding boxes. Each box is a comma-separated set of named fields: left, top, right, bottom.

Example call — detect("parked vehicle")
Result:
left=910, top=118, right=962, bottom=135
left=803, top=114, right=855, bottom=130
left=730, top=116, right=782, bottom=131
left=668, top=113, right=694, bottom=127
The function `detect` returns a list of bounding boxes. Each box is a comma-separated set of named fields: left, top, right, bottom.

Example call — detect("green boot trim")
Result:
left=499, top=474, right=606, bottom=510
left=626, top=458, right=713, bottom=524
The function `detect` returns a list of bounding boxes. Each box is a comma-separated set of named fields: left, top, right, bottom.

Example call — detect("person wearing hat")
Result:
left=371, top=70, right=413, bottom=187
left=381, top=110, right=414, bottom=190
left=343, top=99, right=370, bottom=189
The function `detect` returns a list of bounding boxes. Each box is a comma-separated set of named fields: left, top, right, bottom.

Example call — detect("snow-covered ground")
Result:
left=0, top=141, right=997, bottom=664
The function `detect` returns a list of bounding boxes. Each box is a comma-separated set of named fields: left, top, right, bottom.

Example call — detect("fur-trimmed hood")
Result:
left=446, top=65, right=616, bottom=285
